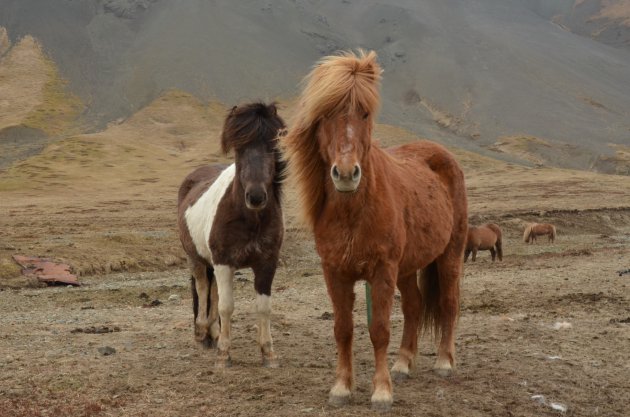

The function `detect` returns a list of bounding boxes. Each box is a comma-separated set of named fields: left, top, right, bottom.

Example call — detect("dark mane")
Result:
left=221, top=102, right=287, bottom=195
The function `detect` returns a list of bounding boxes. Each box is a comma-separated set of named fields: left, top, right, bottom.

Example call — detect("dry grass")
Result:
left=1, top=93, right=629, bottom=281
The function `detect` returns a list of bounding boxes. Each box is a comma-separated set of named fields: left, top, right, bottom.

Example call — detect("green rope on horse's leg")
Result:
left=365, top=282, right=372, bottom=326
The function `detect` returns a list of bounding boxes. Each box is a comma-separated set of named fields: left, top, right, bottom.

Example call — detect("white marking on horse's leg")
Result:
left=256, top=293, right=277, bottom=367
left=215, top=264, right=235, bottom=367
left=391, top=348, right=413, bottom=380
left=371, top=386, right=394, bottom=411
left=209, top=279, right=220, bottom=340
left=433, top=356, right=454, bottom=377
left=329, top=380, right=352, bottom=406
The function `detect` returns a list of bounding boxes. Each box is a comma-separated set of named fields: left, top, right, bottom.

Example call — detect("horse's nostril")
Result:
left=331, top=165, right=340, bottom=180
left=352, top=165, right=361, bottom=180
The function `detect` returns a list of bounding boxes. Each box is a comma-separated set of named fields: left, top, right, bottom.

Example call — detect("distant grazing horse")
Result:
left=523, top=223, right=556, bottom=244
left=178, top=102, right=286, bottom=368
left=282, top=50, right=468, bottom=410
left=465, top=223, right=503, bottom=262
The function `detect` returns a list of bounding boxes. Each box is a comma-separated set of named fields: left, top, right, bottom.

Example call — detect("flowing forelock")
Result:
left=282, top=50, right=382, bottom=229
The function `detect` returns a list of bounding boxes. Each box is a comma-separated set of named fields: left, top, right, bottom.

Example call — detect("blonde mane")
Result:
left=282, top=50, right=383, bottom=228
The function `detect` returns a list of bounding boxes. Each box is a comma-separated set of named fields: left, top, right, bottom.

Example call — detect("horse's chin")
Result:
left=245, top=202, right=267, bottom=211
left=333, top=181, right=360, bottom=193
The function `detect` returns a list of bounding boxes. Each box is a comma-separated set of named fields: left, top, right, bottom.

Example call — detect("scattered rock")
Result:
left=319, top=312, right=333, bottom=320
left=143, top=299, right=162, bottom=308
left=72, top=326, right=120, bottom=334
left=98, top=346, right=116, bottom=356
left=550, top=402, right=568, bottom=413
left=80, top=305, right=94, bottom=310
left=552, top=321, right=572, bottom=330
left=138, top=292, right=149, bottom=300
left=168, top=294, right=180, bottom=302
left=609, top=317, right=630, bottom=324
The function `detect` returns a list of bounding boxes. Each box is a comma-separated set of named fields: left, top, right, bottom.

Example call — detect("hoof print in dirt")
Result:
left=98, top=346, right=116, bottom=356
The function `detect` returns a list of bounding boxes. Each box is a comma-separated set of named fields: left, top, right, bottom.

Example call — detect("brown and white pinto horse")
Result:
left=523, top=222, right=556, bottom=244
left=178, top=102, right=286, bottom=368
left=283, top=51, right=468, bottom=410
left=465, top=223, right=503, bottom=262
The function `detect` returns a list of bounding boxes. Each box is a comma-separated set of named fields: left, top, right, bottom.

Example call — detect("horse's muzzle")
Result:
left=331, top=163, right=361, bottom=192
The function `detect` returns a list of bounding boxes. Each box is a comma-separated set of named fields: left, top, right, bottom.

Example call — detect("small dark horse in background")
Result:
left=177, top=102, right=286, bottom=368
left=523, top=223, right=556, bottom=244
left=465, top=223, right=503, bottom=262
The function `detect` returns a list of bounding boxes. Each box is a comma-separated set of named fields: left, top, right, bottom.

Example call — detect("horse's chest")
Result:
left=209, top=213, right=283, bottom=267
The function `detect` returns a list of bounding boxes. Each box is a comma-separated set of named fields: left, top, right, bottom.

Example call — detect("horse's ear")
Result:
left=229, top=105, right=238, bottom=115
left=268, top=103, right=278, bottom=117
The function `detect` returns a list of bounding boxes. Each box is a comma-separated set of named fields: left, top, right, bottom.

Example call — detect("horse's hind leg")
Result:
left=214, top=264, right=235, bottom=368
left=253, top=262, right=279, bottom=368
left=490, top=248, right=496, bottom=262
left=433, top=254, right=462, bottom=376
left=190, top=259, right=214, bottom=348
left=391, top=272, right=420, bottom=382
left=464, top=249, right=471, bottom=262
left=471, top=248, right=477, bottom=262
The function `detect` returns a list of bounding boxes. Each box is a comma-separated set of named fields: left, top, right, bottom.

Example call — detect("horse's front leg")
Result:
left=253, top=261, right=279, bottom=368
left=323, top=266, right=356, bottom=407
left=463, top=249, right=471, bottom=262
left=214, top=264, right=235, bottom=368
left=490, top=248, right=496, bottom=262
left=368, top=263, right=397, bottom=411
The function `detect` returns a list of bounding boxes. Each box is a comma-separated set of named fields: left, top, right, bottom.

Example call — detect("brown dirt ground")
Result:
left=1, top=97, right=629, bottom=416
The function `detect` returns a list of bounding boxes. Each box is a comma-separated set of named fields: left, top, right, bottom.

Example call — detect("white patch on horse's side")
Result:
left=184, top=164, right=235, bottom=264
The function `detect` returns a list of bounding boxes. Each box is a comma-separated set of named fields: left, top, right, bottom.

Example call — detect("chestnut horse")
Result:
left=523, top=223, right=556, bottom=244
left=283, top=51, right=468, bottom=410
left=178, top=102, right=286, bottom=368
left=465, top=223, right=503, bottom=262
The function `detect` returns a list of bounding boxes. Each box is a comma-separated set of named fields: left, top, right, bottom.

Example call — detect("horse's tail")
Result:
left=486, top=223, right=503, bottom=261
left=418, top=262, right=440, bottom=338
left=523, top=223, right=534, bottom=243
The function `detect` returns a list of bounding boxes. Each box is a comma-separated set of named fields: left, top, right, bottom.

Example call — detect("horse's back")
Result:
left=384, top=140, right=468, bottom=268
left=178, top=165, right=228, bottom=204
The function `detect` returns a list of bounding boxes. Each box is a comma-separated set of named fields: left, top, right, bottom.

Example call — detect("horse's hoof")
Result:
left=328, top=394, right=350, bottom=407
left=200, top=337, right=217, bottom=350
left=391, top=370, right=409, bottom=384
left=215, top=352, right=232, bottom=369
left=371, top=399, right=393, bottom=412
left=433, top=366, right=453, bottom=377
left=262, top=357, right=279, bottom=368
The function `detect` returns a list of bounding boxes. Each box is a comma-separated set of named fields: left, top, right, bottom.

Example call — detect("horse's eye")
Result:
left=363, top=112, right=369, bottom=120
